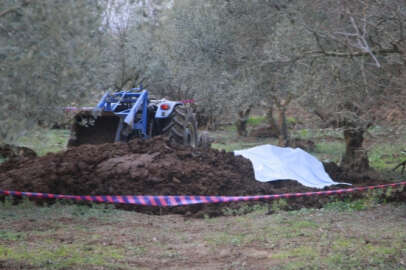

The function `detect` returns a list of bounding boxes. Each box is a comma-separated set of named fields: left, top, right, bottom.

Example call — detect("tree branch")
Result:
left=0, top=0, right=35, bottom=18
left=0, top=7, right=19, bottom=18
left=393, top=160, right=406, bottom=175
left=304, top=47, right=400, bottom=58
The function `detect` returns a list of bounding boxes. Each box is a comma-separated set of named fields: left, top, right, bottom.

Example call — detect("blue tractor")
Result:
left=67, top=88, right=200, bottom=147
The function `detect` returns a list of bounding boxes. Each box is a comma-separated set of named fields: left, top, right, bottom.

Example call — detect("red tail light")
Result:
left=160, top=104, right=170, bottom=110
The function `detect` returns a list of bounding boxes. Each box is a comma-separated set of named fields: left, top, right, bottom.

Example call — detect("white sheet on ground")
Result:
left=234, top=145, right=350, bottom=189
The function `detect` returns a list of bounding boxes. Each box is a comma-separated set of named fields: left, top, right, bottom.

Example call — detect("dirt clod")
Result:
left=0, top=144, right=37, bottom=160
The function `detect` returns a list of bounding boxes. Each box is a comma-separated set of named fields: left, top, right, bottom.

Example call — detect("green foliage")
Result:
left=0, top=197, right=14, bottom=209
left=297, top=128, right=310, bottom=138
left=0, top=231, right=26, bottom=241
left=0, top=0, right=108, bottom=143
left=71, top=203, right=116, bottom=218
left=323, top=189, right=391, bottom=212
left=369, top=142, right=406, bottom=171
left=17, top=197, right=37, bottom=209
left=222, top=204, right=267, bottom=216
left=224, top=124, right=237, bottom=132
left=106, top=1, right=158, bottom=90
left=160, top=0, right=304, bottom=125
left=270, top=199, right=288, bottom=213
left=286, top=116, right=297, bottom=127
left=0, top=197, right=37, bottom=211
left=324, top=198, right=371, bottom=212
left=247, top=116, right=266, bottom=127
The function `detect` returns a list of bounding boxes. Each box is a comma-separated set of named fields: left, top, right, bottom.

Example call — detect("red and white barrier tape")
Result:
left=1, top=181, right=405, bottom=207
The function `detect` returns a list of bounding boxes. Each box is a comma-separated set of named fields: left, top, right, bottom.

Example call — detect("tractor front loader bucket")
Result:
left=67, top=110, right=121, bottom=147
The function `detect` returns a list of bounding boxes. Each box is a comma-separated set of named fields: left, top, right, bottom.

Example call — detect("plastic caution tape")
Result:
left=0, top=181, right=405, bottom=207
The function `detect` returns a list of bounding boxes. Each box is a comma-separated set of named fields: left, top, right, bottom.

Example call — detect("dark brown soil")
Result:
left=0, top=144, right=37, bottom=160
left=0, top=137, right=400, bottom=216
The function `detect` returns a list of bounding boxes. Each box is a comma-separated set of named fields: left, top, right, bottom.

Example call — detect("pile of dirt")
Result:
left=0, top=144, right=37, bottom=160
left=0, top=137, right=294, bottom=215
left=0, top=137, right=399, bottom=216
left=0, top=136, right=275, bottom=195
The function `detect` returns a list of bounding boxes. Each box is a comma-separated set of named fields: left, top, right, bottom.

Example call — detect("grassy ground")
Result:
left=0, top=199, right=405, bottom=269
left=1, top=121, right=406, bottom=269
left=15, top=129, right=70, bottom=156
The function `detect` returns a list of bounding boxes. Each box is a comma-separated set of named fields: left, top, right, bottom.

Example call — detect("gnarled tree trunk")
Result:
left=341, top=128, right=369, bottom=171
left=277, top=106, right=290, bottom=147
left=312, top=104, right=370, bottom=172
left=274, top=95, right=292, bottom=147
left=235, top=105, right=253, bottom=137
left=265, top=105, right=280, bottom=136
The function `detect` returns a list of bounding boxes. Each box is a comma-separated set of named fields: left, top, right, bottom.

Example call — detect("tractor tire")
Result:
left=169, top=105, right=198, bottom=148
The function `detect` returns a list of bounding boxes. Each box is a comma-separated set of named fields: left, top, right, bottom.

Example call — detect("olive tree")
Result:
left=299, top=0, right=406, bottom=170
left=0, top=0, right=107, bottom=143
left=104, top=0, right=167, bottom=90
left=158, top=0, right=302, bottom=135
left=154, top=0, right=235, bottom=129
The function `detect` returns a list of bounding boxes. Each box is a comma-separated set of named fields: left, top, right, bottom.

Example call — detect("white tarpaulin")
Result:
left=234, top=145, right=349, bottom=189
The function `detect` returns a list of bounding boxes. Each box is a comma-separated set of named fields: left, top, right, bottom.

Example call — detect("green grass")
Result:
left=222, top=204, right=268, bottom=216
left=0, top=243, right=124, bottom=269
left=0, top=201, right=127, bottom=269
left=218, top=115, right=268, bottom=133
left=15, top=129, right=70, bottom=156
left=0, top=198, right=120, bottom=223
left=292, top=128, right=343, bottom=140
left=0, top=231, right=26, bottom=241
left=324, top=195, right=380, bottom=212
left=369, top=142, right=406, bottom=171
left=313, top=141, right=344, bottom=163
left=0, top=195, right=405, bottom=269
left=247, top=115, right=267, bottom=127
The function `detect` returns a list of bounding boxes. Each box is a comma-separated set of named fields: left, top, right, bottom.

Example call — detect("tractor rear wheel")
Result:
left=169, top=105, right=198, bottom=147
